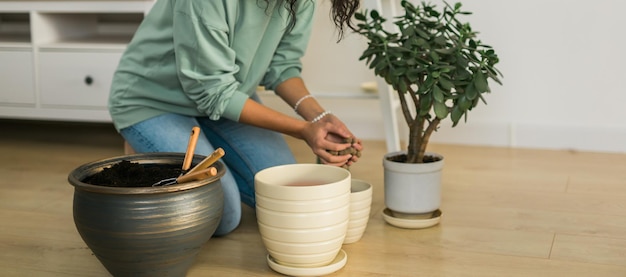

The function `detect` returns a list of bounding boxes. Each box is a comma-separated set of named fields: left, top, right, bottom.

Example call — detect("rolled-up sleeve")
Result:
left=172, top=1, right=247, bottom=121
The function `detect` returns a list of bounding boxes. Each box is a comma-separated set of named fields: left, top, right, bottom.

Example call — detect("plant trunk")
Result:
left=406, top=117, right=441, bottom=164
left=406, top=118, right=424, bottom=163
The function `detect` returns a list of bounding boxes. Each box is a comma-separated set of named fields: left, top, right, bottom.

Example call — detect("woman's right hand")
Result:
left=301, top=113, right=363, bottom=167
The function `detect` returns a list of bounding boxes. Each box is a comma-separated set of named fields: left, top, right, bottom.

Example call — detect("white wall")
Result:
left=261, top=0, right=626, bottom=154
left=454, top=0, right=626, bottom=154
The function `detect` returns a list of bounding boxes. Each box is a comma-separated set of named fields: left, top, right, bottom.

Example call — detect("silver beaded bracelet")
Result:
left=311, top=110, right=332, bottom=123
left=293, top=95, right=314, bottom=112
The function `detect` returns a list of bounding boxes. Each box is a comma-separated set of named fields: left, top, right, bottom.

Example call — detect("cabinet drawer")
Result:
left=0, top=49, right=35, bottom=105
left=39, top=51, right=122, bottom=108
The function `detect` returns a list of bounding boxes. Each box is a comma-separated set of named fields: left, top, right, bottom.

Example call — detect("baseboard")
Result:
left=513, top=123, right=626, bottom=153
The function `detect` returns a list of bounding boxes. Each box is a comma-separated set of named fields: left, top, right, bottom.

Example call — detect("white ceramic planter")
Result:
left=344, top=179, right=372, bottom=244
left=254, top=164, right=350, bottom=269
left=383, top=151, right=444, bottom=214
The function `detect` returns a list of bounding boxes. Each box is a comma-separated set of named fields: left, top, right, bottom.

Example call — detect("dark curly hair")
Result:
left=264, top=0, right=360, bottom=41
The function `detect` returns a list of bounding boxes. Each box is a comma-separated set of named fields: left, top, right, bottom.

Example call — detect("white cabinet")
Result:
left=0, top=1, right=154, bottom=122
left=39, top=50, right=122, bottom=108
left=0, top=12, right=35, bottom=105
left=0, top=49, right=35, bottom=105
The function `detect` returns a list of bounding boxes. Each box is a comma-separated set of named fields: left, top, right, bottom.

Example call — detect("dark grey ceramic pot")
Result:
left=68, top=153, right=225, bottom=277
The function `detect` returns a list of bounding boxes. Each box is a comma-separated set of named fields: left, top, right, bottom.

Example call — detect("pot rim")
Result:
left=383, top=151, right=444, bottom=162
left=68, top=152, right=226, bottom=195
left=382, top=151, right=444, bottom=173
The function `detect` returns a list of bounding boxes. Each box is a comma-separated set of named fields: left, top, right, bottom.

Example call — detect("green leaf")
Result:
left=456, top=56, right=469, bottom=68
left=415, top=27, right=430, bottom=39
left=393, top=67, right=408, bottom=76
left=438, top=76, right=453, bottom=91
left=396, top=46, right=413, bottom=54
left=458, top=95, right=472, bottom=111
left=450, top=106, right=463, bottom=126
left=430, top=51, right=440, bottom=62
left=397, top=80, right=408, bottom=94
left=360, top=48, right=378, bottom=59
left=414, top=38, right=428, bottom=47
left=369, top=55, right=384, bottom=69
left=434, top=35, right=447, bottom=46
left=406, top=68, right=422, bottom=82
left=389, top=75, right=400, bottom=86
left=434, top=48, right=455, bottom=55
left=428, top=9, right=441, bottom=17
left=477, top=93, right=488, bottom=106
left=419, top=94, right=432, bottom=116
left=469, top=39, right=477, bottom=49
left=433, top=85, right=445, bottom=102
left=402, top=0, right=415, bottom=11
left=422, top=77, right=436, bottom=92
left=487, top=69, right=503, bottom=85
left=465, top=83, right=478, bottom=100
left=354, top=12, right=366, bottom=21
left=455, top=68, right=471, bottom=80
left=474, top=70, right=489, bottom=93
left=374, top=61, right=387, bottom=75
left=434, top=101, right=449, bottom=119
left=370, top=10, right=380, bottom=19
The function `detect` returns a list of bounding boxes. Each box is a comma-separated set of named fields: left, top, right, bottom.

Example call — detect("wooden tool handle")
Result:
left=182, top=126, right=201, bottom=171
left=176, top=167, right=217, bottom=184
left=185, top=148, right=225, bottom=175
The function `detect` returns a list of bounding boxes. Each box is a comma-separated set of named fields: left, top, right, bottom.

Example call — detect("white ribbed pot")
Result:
left=382, top=151, right=444, bottom=214
left=254, top=164, right=350, bottom=269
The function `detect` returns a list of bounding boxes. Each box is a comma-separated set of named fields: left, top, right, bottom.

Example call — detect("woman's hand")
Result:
left=325, top=132, right=363, bottom=167
left=272, top=78, right=363, bottom=168
left=301, top=113, right=363, bottom=167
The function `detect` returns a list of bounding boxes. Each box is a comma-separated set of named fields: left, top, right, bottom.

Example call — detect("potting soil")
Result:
left=83, top=160, right=184, bottom=187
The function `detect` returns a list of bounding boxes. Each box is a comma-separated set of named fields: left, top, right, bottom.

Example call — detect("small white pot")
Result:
left=343, top=179, right=373, bottom=244
left=383, top=151, right=444, bottom=214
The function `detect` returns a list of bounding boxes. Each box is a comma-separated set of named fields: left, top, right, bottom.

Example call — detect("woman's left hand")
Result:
left=301, top=113, right=363, bottom=167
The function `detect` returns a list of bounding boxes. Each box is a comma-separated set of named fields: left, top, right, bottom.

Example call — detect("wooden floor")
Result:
left=1, top=119, right=625, bottom=277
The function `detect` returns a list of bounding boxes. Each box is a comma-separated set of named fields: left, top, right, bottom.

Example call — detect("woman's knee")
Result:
left=120, top=114, right=202, bottom=153
left=212, top=208, right=241, bottom=236
left=212, top=171, right=242, bottom=236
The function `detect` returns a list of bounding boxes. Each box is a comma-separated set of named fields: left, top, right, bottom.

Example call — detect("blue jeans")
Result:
left=119, top=113, right=296, bottom=236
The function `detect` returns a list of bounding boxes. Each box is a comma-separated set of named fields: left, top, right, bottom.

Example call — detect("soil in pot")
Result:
left=387, top=153, right=442, bottom=163
left=83, top=160, right=183, bottom=187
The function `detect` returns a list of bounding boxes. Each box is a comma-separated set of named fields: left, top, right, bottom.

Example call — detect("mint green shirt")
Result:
left=109, top=0, right=315, bottom=131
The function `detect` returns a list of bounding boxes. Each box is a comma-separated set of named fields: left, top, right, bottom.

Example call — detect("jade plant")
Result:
left=354, top=1, right=502, bottom=163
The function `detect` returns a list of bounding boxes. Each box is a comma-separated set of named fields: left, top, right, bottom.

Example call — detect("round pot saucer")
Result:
left=382, top=208, right=442, bottom=229
left=267, top=249, right=347, bottom=277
